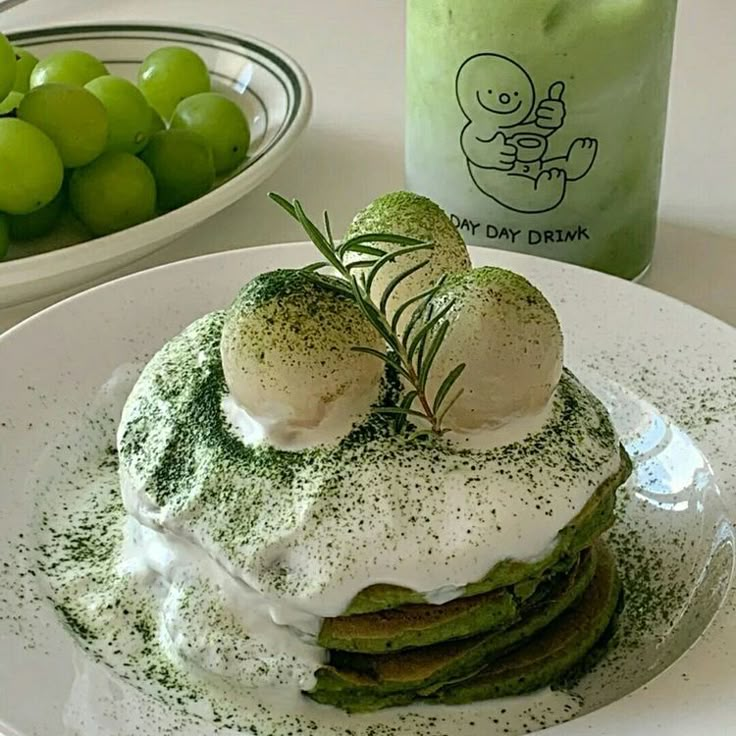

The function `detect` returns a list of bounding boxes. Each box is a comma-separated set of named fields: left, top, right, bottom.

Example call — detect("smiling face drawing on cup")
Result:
left=456, top=53, right=598, bottom=214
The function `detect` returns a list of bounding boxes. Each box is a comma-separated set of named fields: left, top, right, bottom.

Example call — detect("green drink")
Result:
left=406, top=0, right=678, bottom=279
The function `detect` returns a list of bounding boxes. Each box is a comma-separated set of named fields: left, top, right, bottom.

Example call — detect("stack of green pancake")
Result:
left=306, top=448, right=630, bottom=713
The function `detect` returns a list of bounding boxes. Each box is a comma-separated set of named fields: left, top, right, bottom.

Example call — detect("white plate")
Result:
left=0, top=23, right=312, bottom=308
left=1, top=244, right=735, bottom=736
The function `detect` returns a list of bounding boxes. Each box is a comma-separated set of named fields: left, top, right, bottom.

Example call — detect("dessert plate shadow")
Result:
left=0, top=243, right=734, bottom=736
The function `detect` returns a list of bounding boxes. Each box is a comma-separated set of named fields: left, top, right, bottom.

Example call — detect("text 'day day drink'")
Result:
left=406, top=0, right=678, bottom=279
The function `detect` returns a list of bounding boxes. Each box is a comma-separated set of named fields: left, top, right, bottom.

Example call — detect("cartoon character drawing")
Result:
left=456, top=53, right=598, bottom=214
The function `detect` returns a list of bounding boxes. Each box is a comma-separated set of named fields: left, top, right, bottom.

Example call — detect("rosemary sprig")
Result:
left=269, top=193, right=465, bottom=437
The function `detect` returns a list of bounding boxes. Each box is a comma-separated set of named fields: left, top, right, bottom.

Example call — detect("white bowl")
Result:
left=0, top=22, right=312, bottom=308
left=1, top=245, right=735, bottom=736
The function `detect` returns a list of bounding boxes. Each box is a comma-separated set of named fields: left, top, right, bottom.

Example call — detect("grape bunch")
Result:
left=0, top=33, right=251, bottom=260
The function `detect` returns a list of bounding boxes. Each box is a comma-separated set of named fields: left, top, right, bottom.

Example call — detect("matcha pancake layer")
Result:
left=318, top=552, right=583, bottom=653
left=314, top=546, right=596, bottom=695
left=307, top=542, right=621, bottom=712
left=429, top=542, right=621, bottom=705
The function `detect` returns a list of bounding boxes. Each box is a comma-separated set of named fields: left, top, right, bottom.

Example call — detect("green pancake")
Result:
left=428, top=542, right=621, bottom=705
left=307, top=542, right=620, bottom=712
left=313, top=547, right=595, bottom=697
left=318, top=553, right=581, bottom=654
left=316, top=548, right=598, bottom=695
left=320, top=586, right=519, bottom=654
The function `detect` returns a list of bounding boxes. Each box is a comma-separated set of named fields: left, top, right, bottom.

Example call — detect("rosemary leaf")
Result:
left=293, top=201, right=337, bottom=264
left=432, top=363, right=466, bottom=414
left=337, top=232, right=427, bottom=257
left=407, top=303, right=436, bottom=362
left=396, top=389, right=419, bottom=433
left=399, top=286, right=440, bottom=344
left=302, top=261, right=330, bottom=272
left=350, top=286, right=396, bottom=345
left=268, top=192, right=297, bottom=218
left=379, top=260, right=429, bottom=314
left=419, top=320, right=450, bottom=387
left=437, top=388, right=465, bottom=426
left=300, top=270, right=353, bottom=296
left=373, top=406, right=428, bottom=419
left=365, top=243, right=434, bottom=295
left=345, top=259, right=379, bottom=271
left=408, top=299, right=455, bottom=363
left=340, top=243, right=388, bottom=258
left=392, top=283, right=441, bottom=334
left=401, top=275, right=447, bottom=345
left=351, top=347, right=413, bottom=380
left=287, top=201, right=344, bottom=275
left=407, top=428, right=434, bottom=442
left=323, top=210, right=334, bottom=246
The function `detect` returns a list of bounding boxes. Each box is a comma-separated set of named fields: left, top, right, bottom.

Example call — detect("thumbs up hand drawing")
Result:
left=536, top=81, right=566, bottom=130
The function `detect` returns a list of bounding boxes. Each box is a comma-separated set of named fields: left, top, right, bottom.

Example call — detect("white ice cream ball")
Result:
left=220, top=269, right=383, bottom=432
left=343, top=191, right=471, bottom=326
left=422, top=267, right=563, bottom=431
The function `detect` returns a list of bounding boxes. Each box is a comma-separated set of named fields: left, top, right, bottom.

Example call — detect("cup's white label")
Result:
left=456, top=53, right=598, bottom=214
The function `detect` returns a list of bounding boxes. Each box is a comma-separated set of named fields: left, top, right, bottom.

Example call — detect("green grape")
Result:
left=0, top=32, right=16, bottom=101
left=8, top=187, right=64, bottom=240
left=137, top=46, right=210, bottom=121
left=0, top=213, right=9, bottom=260
left=140, top=129, right=215, bottom=211
left=148, top=105, right=166, bottom=134
left=170, top=92, right=250, bottom=175
left=0, top=118, right=63, bottom=215
left=85, top=75, right=150, bottom=154
left=30, top=50, right=107, bottom=88
left=13, top=48, right=38, bottom=93
left=0, top=90, right=23, bottom=116
left=69, top=151, right=156, bottom=236
left=18, top=84, right=108, bottom=168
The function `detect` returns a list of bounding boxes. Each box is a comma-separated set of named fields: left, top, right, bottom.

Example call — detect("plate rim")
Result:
left=6, top=240, right=736, bottom=341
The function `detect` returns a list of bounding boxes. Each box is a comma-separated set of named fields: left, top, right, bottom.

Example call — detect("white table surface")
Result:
left=1, top=0, right=735, bottom=332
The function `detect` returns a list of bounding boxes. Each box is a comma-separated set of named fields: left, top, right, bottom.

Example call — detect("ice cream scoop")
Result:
left=423, top=266, right=563, bottom=431
left=344, top=191, right=471, bottom=328
left=220, top=269, right=383, bottom=446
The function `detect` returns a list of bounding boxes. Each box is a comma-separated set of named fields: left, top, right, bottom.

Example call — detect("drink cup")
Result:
left=406, top=0, right=679, bottom=279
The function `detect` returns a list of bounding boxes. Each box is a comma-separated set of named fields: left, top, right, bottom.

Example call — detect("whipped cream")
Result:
left=120, top=516, right=324, bottom=691
left=221, top=389, right=373, bottom=451
left=118, top=311, right=624, bottom=621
